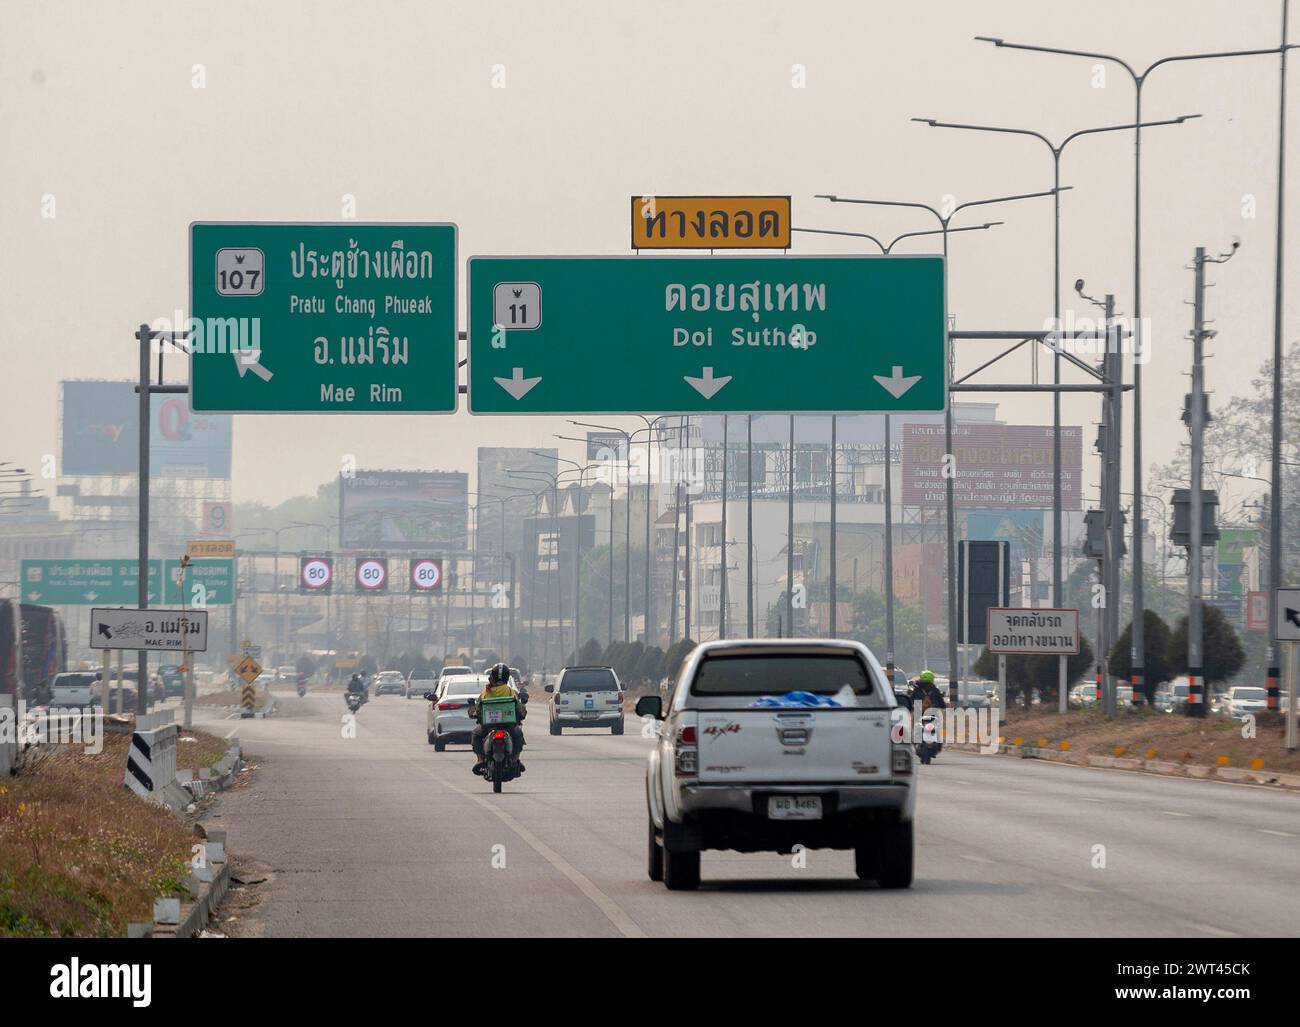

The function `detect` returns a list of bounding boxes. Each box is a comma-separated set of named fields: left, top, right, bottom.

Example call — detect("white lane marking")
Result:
left=402, top=755, right=645, bottom=939
left=1257, top=828, right=1295, bottom=837
left=959, top=854, right=993, bottom=864
left=1160, top=810, right=1191, bottom=817
left=1062, top=882, right=1100, bottom=894
left=1193, top=923, right=1241, bottom=938
left=1079, top=797, right=1105, bottom=803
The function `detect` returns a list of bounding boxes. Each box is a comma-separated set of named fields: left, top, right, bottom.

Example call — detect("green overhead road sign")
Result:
left=21, top=559, right=162, bottom=606
left=190, top=222, right=458, bottom=413
left=20, top=559, right=234, bottom=606
left=163, top=559, right=234, bottom=606
left=467, top=255, right=945, bottom=414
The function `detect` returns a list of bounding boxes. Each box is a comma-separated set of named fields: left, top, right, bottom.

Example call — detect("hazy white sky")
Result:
left=2, top=0, right=1293, bottom=514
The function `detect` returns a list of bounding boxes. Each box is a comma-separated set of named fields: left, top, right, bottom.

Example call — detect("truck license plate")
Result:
left=581, top=711, right=598, bottom=719
left=767, top=796, right=823, bottom=820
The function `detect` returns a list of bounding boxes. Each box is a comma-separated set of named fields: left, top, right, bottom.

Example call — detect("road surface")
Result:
left=191, top=690, right=1300, bottom=937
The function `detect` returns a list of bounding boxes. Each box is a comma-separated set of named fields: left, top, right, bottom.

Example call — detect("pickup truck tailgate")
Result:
left=696, top=708, right=894, bottom=783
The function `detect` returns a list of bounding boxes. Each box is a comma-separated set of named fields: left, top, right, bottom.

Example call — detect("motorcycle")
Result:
left=916, top=706, right=942, bottom=765
left=345, top=690, right=364, bottom=714
left=297, top=678, right=307, bottom=698
left=467, top=697, right=524, bottom=793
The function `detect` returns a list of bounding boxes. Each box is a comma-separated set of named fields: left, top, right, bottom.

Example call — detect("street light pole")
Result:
left=912, top=114, right=1198, bottom=613
left=976, top=28, right=1293, bottom=728
left=818, top=186, right=1063, bottom=696
left=794, top=220, right=1000, bottom=671
left=1269, top=0, right=1292, bottom=714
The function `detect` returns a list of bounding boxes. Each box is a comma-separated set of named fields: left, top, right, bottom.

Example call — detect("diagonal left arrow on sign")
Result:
left=233, top=348, right=273, bottom=382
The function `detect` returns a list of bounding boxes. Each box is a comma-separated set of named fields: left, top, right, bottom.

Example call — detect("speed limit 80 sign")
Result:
left=410, top=558, right=443, bottom=592
left=299, top=556, right=333, bottom=593
left=355, top=557, right=388, bottom=593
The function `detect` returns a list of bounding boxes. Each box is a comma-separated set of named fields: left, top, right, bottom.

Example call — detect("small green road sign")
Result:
left=467, top=255, right=945, bottom=414
left=190, top=222, right=458, bottom=413
left=163, top=558, right=234, bottom=606
left=20, top=559, right=162, bottom=606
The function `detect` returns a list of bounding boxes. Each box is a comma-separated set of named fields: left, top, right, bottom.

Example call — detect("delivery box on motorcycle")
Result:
left=479, top=696, right=517, bottom=726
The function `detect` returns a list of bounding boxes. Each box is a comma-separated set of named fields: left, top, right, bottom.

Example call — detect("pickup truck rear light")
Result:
left=679, top=726, right=696, bottom=744
left=891, top=747, right=913, bottom=776
left=616, top=691, right=625, bottom=704
left=674, top=724, right=698, bottom=777
left=437, top=701, right=463, bottom=711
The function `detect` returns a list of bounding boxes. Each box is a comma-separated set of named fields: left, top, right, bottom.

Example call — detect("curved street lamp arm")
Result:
left=913, top=117, right=1053, bottom=152
left=1146, top=45, right=1297, bottom=78
left=973, top=36, right=1138, bottom=80
left=791, top=226, right=887, bottom=251
left=815, top=195, right=944, bottom=226
left=1060, top=115, right=1199, bottom=151
left=952, top=186, right=1067, bottom=220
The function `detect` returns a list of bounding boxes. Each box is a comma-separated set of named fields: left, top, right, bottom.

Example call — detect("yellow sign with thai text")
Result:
left=631, top=196, right=790, bottom=249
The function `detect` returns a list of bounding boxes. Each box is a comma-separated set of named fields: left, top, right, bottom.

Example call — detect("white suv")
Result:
left=547, top=666, right=624, bottom=735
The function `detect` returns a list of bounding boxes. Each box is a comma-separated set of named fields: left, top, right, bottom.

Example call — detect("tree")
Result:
left=578, top=542, right=649, bottom=649
left=845, top=588, right=936, bottom=674
left=1166, top=604, right=1246, bottom=686
left=637, top=645, right=665, bottom=686
left=973, top=636, right=1093, bottom=708
left=615, top=641, right=644, bottom=684
left=296, top=652, right=318, bottom=677
left=1108, top=610, right=1174, bottom=705
left=578, top=638, right=603, bottom=665
left=664, top=637, right=696, bottom=683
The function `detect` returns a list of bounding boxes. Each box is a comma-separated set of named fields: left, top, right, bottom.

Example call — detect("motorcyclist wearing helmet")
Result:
left=911, top=670, right=946, bottom=712
left=470, top=663, right=526, bottom=774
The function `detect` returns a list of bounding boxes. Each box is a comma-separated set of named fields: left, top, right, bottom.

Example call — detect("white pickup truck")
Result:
left=636, top=639, right=915, bottom=890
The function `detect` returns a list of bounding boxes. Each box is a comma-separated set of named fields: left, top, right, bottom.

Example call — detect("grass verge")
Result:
left=0, top=726, right=233, bottom=936
left=992, top=706, right=1300, bottom=774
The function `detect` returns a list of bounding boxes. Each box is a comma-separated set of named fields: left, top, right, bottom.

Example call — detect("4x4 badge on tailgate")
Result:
left=702, top=721, right=741, bottom=741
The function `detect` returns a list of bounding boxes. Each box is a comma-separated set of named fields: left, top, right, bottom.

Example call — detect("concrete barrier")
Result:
left=0, top=694, right=15, bottom=775
left=124, top=710, right=179, bottom=802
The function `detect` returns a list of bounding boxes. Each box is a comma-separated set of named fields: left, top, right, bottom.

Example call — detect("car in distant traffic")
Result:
left=158, top=664, right=186, bottom=697
left=427, top=674, right=487, bottom=750
left=547, top=665, right=624, bottom=735
left=437, top=665, right=474, bottom=686
left=955, top=681, right=992, bottom=708
left=1221, top=686, right=1269, bottom=721
left=373, top=670, right=406, bottom=696
left=406, top=666, right=437, bottom=698
left=92, top=671, right=138, bottom=711
left=50, top=671, right=97, bottom=707
left=1155, top=677, right=1191, bottom=713
left=275, top=665, right=298, bottom=684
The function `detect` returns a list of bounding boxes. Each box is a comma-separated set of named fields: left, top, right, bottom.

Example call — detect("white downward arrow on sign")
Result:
left=494, top=367, right=542, bottom=400
left=684, top=367, right=732, bottom=400
left=873, top=365, right=922, bottom=399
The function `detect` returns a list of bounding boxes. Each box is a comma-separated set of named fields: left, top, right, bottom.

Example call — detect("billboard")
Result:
left=520, top=513, right=596, bottom=622
left=893, top=543, right=944, bottom=625
left=60, top=381, right=233, bottom=478
left=339, top=470, right=468, bottom=550
left=901, top=423, right=1082, bottom=510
